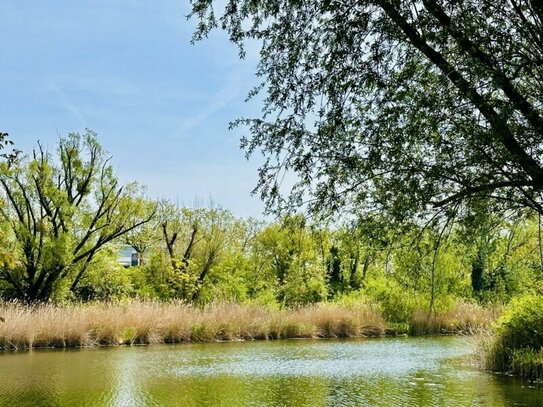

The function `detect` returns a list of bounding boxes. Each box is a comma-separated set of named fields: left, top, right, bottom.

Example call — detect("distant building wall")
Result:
left=118, top=246, right=139, bottom=267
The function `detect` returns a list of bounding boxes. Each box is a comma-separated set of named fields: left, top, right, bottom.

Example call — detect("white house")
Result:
left=117, top=246, right=139, bottom=267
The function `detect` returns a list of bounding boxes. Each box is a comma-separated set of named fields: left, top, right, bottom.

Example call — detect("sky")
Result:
left=0, top=0, right=267, bottom=218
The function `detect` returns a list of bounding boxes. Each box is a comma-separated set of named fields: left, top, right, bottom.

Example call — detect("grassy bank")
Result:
left=0, top=300, right=495, bottom=351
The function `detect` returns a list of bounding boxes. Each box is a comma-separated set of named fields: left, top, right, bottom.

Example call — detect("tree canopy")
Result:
left=189, top=0, right=543, bottom=220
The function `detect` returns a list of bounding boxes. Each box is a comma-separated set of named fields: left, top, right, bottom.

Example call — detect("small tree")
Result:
left=255, top=215, right=328, bottom=305
left=0, top=131, right=154, bottom=301
left=158, top=202, right=239, bottom=301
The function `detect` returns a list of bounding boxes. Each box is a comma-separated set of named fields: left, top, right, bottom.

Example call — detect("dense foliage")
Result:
left=0, top=131, right=536, bottom=312
left=40, top=202, right=543, bottom=314
left=0, top=133, right=539, bottom=312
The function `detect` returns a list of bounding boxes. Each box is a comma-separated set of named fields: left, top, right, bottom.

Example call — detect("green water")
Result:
left=0, top=337, right=540, bottom=406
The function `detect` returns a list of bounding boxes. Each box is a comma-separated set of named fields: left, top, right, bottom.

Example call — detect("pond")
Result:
left=0, top=337, right=540, bottom=406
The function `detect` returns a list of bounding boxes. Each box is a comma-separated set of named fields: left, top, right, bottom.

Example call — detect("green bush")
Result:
left=75, top=251, right=135, bottom=301
left=363, top=276, right=425, bottom=323
left=486, top=293, right=543, bottom=376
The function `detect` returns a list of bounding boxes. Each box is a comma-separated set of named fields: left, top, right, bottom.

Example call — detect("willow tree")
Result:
left=0, top=131, right=154, bottom=301
left=189, top=0, right=543, bottom=220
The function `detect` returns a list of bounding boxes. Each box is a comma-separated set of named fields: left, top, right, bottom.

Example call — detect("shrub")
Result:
left=486, top=293, right=543, bottom=376
left=363, top=276, right=425, bottom=323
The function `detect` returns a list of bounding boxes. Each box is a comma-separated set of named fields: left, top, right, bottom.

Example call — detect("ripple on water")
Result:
left=0, top=337, right=541, bottom=406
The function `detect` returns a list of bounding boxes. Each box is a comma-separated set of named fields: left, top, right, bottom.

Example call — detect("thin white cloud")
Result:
left=173, top=69, right=247, bottom=138
left=49, top=83, right=87, bottom=128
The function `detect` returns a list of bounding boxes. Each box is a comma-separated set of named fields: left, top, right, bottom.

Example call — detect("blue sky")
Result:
left=0, top=1, right=266, bottom=217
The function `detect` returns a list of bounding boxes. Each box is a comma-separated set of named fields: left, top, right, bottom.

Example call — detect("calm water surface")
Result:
left=0, top=336, right=541, bottom=406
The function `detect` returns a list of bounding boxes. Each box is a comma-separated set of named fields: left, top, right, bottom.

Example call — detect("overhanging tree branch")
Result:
left=377, top=0, right=543, bottom=185
left=432, top=180, right=538, bottom=207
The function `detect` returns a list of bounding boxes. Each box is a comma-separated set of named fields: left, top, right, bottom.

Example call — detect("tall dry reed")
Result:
left=0, top=300, right=386, bottom=350
left=408, top=300, right=498, bottom=336
left=0, top=299, right=498, bottom=351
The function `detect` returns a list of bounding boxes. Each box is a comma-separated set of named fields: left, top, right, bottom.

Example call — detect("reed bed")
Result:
left=408, top=300, right=498, bottom=336
left=0, top=300, right=387, bottom=350
left=0, top=299, right=498, bottom=351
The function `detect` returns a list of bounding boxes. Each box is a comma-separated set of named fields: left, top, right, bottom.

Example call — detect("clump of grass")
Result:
left=509, top=349, right=543, bottom=379
left=288, top=302, right=386, bottom=338
left=483, top=294, right=543, bottom=379
left=409, top=300, right=497, bottom=336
